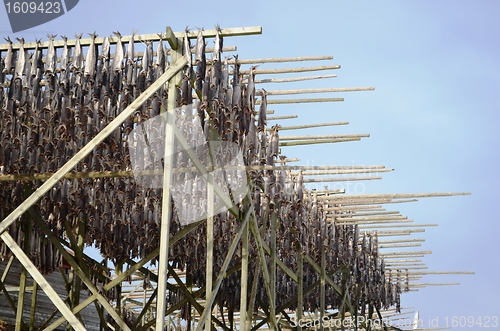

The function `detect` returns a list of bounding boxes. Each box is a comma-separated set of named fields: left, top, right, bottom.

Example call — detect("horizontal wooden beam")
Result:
left=257, top=87, right=374, bottom=96
left=0, top=26, right=262, bottom=50
left=228, top=55, right=333, bottom=64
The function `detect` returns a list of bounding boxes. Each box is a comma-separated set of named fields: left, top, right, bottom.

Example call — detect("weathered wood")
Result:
left=303, top=175, right=382, bottom=183
left=156, top=36, right=183, bottom=331
left=253, top=74, right=337, bottom=84
left=236, top=65, right=340, bottom=75
left=281, top=133, right=370, bottom=141
left=268, top=121, right=349, bottom=131
left=228, top=55, right=333, bottom=64
left=258, top=86, right=374, bottom=96
left=258, top=97, right=344, bottom=105
left=0, top=233, right=86, bottom=331
left=267, top=115, right=299, bottom=121
left=280, top=137, right=360, bottom=146
left=0, top=26, right=262, bottom=50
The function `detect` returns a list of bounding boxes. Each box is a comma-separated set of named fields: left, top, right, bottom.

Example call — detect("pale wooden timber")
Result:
left=267, top=115, right=299, bottom=121
left=236, top=65, right=341, bottom=75
left=360, top=224, right=438, bottom=229
left=280, top=133, right=370, bottom=140
left=258, top=97, right=344, bottom=104
left=378, top=243, right=422, bottom=249
left=0, top=26, right=263, bottom=50
left=302, top=175, right=382, bottom=183
left=253, top=74, right=337, bottom=84
left=323, top=192, right=471, bottom=200
left=257, top=86, right=375, bottom=96
left=228, top=55, right=333, bottom=64
left=266, top=121, right=349, bottom=131
left=279, top=137, right=360, bottom=146
left=379, top=239, right=425, bottom=244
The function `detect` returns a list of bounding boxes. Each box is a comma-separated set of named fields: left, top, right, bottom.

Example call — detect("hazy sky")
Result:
left=1, top=1, right=499, bottom=329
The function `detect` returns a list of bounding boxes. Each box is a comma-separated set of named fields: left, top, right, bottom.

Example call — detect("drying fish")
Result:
left=30, top=39, right=42, bottom=79
left=155, top=34, right=165, bottom=77
left=84, top=32, right=98, bottom=78
left=195, top=28, right=206, bottom=91
left=127, top=30, right=136, bottom=65
left=113, top=31, right=124, bottom=72
left=60, top=36, right=70, bottom=73
left=73, top=33, right=84, bottom=72
left=247, top=65, right=258, bottom=110
left=140, top=41, right=152, bottom=76
left=46, top=34, right=57, bottom=75
left=258, top=88, right=267, bottom=132
left=14, top=38, right=25, bottom=80
left=3, top=37, right=13, bottom=74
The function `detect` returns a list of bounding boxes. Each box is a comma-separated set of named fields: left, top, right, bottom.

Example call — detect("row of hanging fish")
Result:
left=0, top=29, right=405, bottom=316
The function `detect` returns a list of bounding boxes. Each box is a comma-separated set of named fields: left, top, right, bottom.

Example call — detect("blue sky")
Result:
left=1, top=0, right=499, bottom=329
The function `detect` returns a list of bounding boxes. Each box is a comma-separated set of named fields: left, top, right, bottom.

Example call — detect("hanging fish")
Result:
left=113, top=31, right=124, bottom=73
left=140, top=40, right=152, bottom=76
left=14, top=38, right=25, bottom=80
left=257, top=88, right=267, bottom=132
left=3, top=37, right=13, bottom=74
left=211, top=24, right=223, bottom=88
left=73, top=33, right=83, bottom=72
left=183, top=28, right=192, bottom=74
left=155, top=34, right=165, bottom=78
left=194, top=28, right=205, bottom=91
left=60, top=35, right=70, bottom=72
left=271, top=126, right=279, bottom=157
left=84, top=32, right=98, bottom=78
left=30, top=39, right=42, bottom=78
left=127, top=30, right=136, bottom=65
left=247, top=65, right=258, bottom=110
left=101, top=35, right=110, bottom=72
left=46, top=34, right=57, bottom=75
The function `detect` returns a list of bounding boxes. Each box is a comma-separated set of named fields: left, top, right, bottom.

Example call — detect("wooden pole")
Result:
left=0, top=26, right=262, bottom=50
left=29, top=281, right=39, bottom=331
left=257, top=86, right=374, bottom=96
left=227, top=55, right=333, bottom=64
left=267, top=115, right=299, bottom=121
left=155, top=35, right=183, bottom=331
left=268, top=121, right=349, bottom=131
left=279, top=137, right=360, bottom=146
left=259, top=97, right=344, bottom=105
left=239, top=222, right=249, bottom=331
left=296, top=246, right=304, bottom=331
left=303, top=175, right=382, bottom=182
left=236, top=65, right=340, bottom=75
left=360, top=224, right=438, bottom=230
left=253, top=74, right=337, bottom=84
left=280, top=134, right=370, bottom=140
left=15, top=216, right=31, bottom=331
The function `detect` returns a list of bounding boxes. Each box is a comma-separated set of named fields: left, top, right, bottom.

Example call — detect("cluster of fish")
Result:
left=0, top=29, right=405, bottom=315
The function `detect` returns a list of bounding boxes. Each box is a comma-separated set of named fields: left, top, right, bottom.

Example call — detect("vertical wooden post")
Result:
left=270, top=210, right=278, bottom=328
left=15, top=218, right=31, bottom=331
left=29, top=281, right=38, bottom=331
left=205, top=147, right=215, bottom=331
left=297, top=246, right=304, bottom=331
left=156, top=30, right=182, bottom=331
left=239, top=221, right=249, bottom=330
left=320, top=247, right=326, bottom=331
